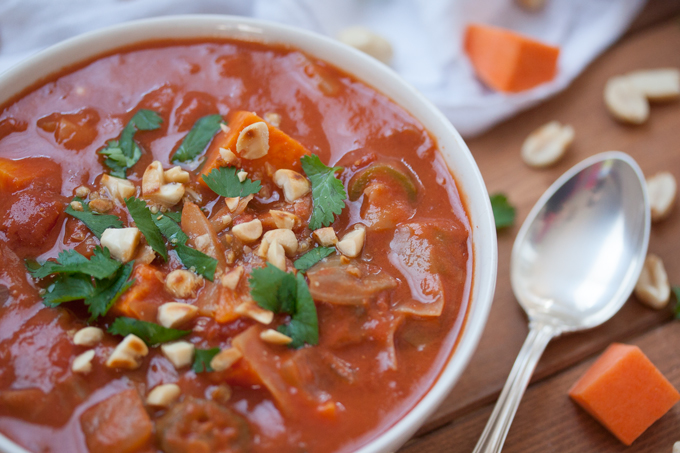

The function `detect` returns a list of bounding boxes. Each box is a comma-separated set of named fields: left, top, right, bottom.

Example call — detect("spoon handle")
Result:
left=472, top=322, right=558, bottom=453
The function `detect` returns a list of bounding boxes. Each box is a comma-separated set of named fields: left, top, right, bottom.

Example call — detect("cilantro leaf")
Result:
left=174, top=244, right=217, bottom=282
left=164, top=210, right=182, bottom=223
left=85, top=262, right=135, bottom=321
left=201, top=167, right=261, bottom=198
left=42, top=274, right=95, bottom=307
left=278, top=273, right=319, bottom=348
left=31, top=247, right=121, bottom=279
left=673, top=286, right=680, bottom=319
left=99, top=109, right=162, bottom=178
left=294, top=247, right=335, bottom=272
left=65, top=197, right=123, bottom=238
left=249, top=264, right=297, bottom=313
left=301, top=154, right=346, bottom=230
left=490, top=193, right=516, bottom=229
left=172, top=114, right=224, bottom=163
left=108, top=317, right=190, bottom=346
left=125, top=197, right=168, bottom=261
left=192, top=347, right=221, bottom=373
left=249, top=264, right=318, bottom=348
left=153, top=214, right=188, bottom=246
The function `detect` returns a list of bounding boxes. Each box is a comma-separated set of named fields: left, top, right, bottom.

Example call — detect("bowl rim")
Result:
left=0, top=15, right=497, bottom=453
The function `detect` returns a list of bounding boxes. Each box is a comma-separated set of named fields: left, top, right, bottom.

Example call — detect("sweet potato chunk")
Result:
left=0, top=157, right=62, bottom=194
left=464, top=23, right=559, bottom=93
left=80, top=388, right=153, bottom=453
left=569, top=343, right=680, bottom=445
left=0, top=189, right=64, bottom=250
left=111, top=264, right=166, bottom=321
left=199, top=111, right=310, bottom=185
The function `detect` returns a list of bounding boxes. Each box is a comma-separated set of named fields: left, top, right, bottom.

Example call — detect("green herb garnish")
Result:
left=673, top=286, right=680, bottom=319
left=490, top=193, right=516, bottom=229
left=65, top=197, right=123, bottom=239
left=201, top=167, right=261, bottom=198
left=192, top=347, right=221, bottom=373
left=31, top=248, right=134, bottom=320
left=278, top=273, right=319, bottom=349
left=31, top=247, right=121, bottom=279
left=85, top=263, right=135, bottom=321
left=99, top=109, right=163, bottom=178
left=108, top=317, right=190, bottom=346
left=249, top=264, right=319, bottom=348
left=153, top=214, right=188, bottom=246
left=301, top=154, right=346, bottom=230
left=174, top=244, right=218, bottom=282
left=294, top=247, right=335, bottom=272
left=125, top=197, right=167, bottom=261
left=164, top=210, right=182, bottom=223
left=172, top=114, right=224, bottom=163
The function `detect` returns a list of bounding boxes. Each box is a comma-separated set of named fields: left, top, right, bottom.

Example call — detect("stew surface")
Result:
left=0, top=39, right=472, bottom=453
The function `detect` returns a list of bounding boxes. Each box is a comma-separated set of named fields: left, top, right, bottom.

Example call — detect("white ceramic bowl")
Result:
left=0, top=15, right=497, bottom=453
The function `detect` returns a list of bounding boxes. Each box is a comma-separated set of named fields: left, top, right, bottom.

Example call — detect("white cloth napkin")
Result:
left=0, top=0, right=645, bottom=137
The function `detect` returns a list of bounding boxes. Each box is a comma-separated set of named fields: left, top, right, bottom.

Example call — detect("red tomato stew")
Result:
left=0, top=39, right=472, bottom=453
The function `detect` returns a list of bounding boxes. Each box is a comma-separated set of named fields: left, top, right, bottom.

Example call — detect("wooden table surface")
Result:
left=399, top=1, right=680, bottom=451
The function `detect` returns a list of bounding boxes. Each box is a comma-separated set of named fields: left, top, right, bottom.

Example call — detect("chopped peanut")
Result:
left=273, top=169, right=311, bottom=202
left=269, top=210, right=299, bottom=229
left=235, top=301, right=274, bottom=325
left=336, top=226, right=366, bottom=258
left=219, top=147, right=237, bottom=165
left=106, top=334, right=149, bottom=370
left=157, top=302, right=199, bottom=328
left=627, top=69, right=680, bottom=102
left=146, top=383, right=181, bottom=408
left=232, top=219, right=263, bottom=243
left=88, top=197, right=113, bottom=213
left=73, top=326, right=104, bottom=347
left=165, top=269, right=203, bottom=298
left=75, top=185, right=90, bottom=198
left=237, top=170, right=248, bottom=182
left=70, top=200, right=84, bottom=212
left=313, top=227, right=338, bottom=246
left=262, top=229, right=298, bottom=256
left=264, top=112, right=282, bottom=127
left=164, top=166, right=191, bottom=184
left=142, top=161, right=164, bottom=195
left=220, top=266, right=244, bottom=290
left=72, top=349, right=96, bottom=374
left=151, top=182, right=185, bottom=207
left=160, top=341, right=195, bottom=369
left=100, top=227, right=141, bottom=263
left=225, top=197, right=240, bottom=212
left=210, top=347, right=243, bottom=372
left=236, top=122, right=269, bottom=159
left=267, top=240, right=287, bottom=271
left=101, top=174, right=136, bottom=202
left=260, top=329, right=293, bottom=345
left=634, top=254, right=670, bottom=309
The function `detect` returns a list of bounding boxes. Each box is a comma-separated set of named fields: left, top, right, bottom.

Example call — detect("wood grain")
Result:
left=402, top=3, right=680, bottom=448
left=402, top=322, right=680, bottom=453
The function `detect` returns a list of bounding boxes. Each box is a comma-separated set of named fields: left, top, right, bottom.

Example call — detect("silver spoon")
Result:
left=473, top=151, right=650, bottom=453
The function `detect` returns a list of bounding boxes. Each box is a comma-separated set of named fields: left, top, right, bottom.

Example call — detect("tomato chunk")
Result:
left=80, top=388, right=153, bottom=453
left=0, top=189, right=64, bottom=251
left=0, top=157, right=62, bottom=194
left=36, top=108, right=100, bottom=150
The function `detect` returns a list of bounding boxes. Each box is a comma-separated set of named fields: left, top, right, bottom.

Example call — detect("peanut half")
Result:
left=634, top=253, right=670, bottom=310
left=646, top=172, right=676, bottom=222
left=604, top=76, right=649, bottom=125
left=521, top=121, right=574, bottom=168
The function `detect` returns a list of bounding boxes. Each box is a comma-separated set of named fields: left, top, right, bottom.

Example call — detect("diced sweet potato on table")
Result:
left=568, top=343, right=680, bottom=445
left=464, top=23, right=560, bottom=92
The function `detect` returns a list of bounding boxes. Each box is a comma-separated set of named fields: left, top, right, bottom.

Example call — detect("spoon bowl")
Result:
left=512, top=151, right=650, bottom=331
left=474, top=151, right=650, bottom=453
